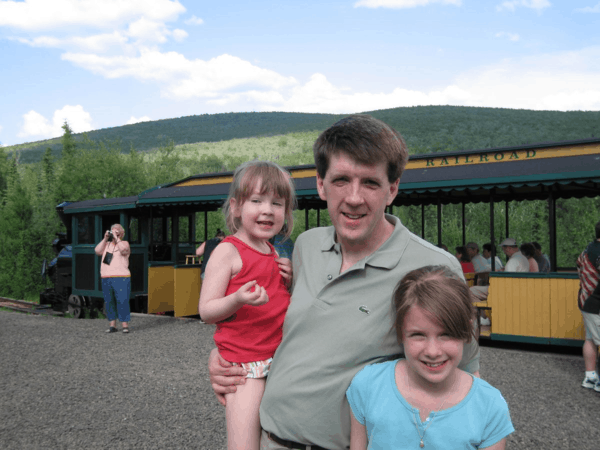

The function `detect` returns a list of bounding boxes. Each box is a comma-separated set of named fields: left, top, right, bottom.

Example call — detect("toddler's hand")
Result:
left=236, top=280, right=269, bottom=306
left=276, top=257, right=293, bottom=288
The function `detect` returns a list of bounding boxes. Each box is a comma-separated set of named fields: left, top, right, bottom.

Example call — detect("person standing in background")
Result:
left=577, top=220, right=600, bottom=392
left=95, top=224, right=131, bottom=333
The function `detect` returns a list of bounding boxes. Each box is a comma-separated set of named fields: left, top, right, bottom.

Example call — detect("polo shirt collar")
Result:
left=319, top=214, right=408, bottom=270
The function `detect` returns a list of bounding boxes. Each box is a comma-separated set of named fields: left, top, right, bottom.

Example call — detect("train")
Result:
left=40, top=137, right=600, bottom=346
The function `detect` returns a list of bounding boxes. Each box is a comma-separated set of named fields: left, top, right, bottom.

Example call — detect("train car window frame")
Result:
left=77, top=215, right=96, bottom=245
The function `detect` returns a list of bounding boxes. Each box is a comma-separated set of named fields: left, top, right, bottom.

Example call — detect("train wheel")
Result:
left=68, top=294, right=84, bottom=319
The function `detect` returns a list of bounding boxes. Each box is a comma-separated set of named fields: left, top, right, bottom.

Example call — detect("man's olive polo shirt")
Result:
left=260, top=215, right=480, bottom=449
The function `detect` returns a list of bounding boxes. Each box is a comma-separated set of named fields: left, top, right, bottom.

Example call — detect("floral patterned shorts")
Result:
left=232, top=358, right=273, bottom=379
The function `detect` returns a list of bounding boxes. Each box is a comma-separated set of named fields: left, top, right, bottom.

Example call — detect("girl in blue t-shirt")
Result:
left=346, top=265, right=514, bottom=449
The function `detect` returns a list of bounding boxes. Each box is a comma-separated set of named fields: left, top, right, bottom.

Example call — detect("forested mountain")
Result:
left=6, top=106, right=600, bottom=163
left=1, top=107, right=599, bottom=300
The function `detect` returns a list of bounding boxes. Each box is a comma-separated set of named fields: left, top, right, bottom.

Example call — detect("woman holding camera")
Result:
left=95, top=224, right=131, bottom=333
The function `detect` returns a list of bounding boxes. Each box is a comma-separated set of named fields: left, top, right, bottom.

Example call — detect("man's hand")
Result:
left=208, top=348, right=247, bottom=406
left=276, top=257, right=293, bottom=289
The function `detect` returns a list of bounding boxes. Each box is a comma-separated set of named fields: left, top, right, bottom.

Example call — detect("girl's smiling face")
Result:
left=231, top=182, right=285, bottom=249
left=402, top=304, right=464, bottom=389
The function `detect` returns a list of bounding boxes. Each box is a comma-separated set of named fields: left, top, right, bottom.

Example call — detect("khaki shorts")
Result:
left=582, top=311, right=600, bottom=345
left=232, top=358, right=272, bottom=378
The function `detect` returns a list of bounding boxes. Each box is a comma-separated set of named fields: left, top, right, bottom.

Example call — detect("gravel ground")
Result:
left=1, top=310, right=599, bottom=449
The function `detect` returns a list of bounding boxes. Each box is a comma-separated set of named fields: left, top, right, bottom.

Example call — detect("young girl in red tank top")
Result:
left=199, top=160, right=296, bottom=450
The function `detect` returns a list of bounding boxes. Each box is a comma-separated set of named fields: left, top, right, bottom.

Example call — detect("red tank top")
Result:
left=213, top=236, right=291, bottom=363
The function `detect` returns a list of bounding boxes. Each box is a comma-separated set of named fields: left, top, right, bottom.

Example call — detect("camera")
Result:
left=107, top=231, right=114, bottom=242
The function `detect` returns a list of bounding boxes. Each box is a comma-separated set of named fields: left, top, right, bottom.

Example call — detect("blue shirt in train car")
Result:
left=346, top=360, right=514, bottom=449
left=270, top=234, right=294, bottom=260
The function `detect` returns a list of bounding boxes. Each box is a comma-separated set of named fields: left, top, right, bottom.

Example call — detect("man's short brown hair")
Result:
left=313, top=114, right=408, bottom=183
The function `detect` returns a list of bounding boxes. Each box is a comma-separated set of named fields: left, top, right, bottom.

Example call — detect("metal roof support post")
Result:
left=421, top=204, right=425, bottom=239
left=149, top=207, right=154, bottom=260
left=437, top=198, right=442, bottom=246
left=462, top=202, right=466, bottom=246
left=505, top=200, right=510, bottom=238
left=204, top=211, right=208, bottom=241
left=305, top=208, right=309, bottom=231
left=172, top=214, right=179, bottom=263
left=548, top=192, right=556, bottom=271
left=490, top=191, right=496, bottom=271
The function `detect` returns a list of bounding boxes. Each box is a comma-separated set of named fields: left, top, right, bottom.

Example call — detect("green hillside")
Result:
left=5, top=106, right=600, bottom=163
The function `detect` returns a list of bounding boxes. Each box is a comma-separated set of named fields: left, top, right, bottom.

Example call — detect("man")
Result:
left=209, top=115, right=480, bottom=450
left=482, top=243, right=503, bottom=271
left=532, top=241, right=551, bottom=273
left=577, top=220, right=600, bottom=392
left=500, top=238, right=529, bottom=272
left=466, top=242, right=491, bottom=274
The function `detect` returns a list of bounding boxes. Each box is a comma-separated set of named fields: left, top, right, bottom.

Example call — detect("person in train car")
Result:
left=532, top=241, right=551, bottom=273
left=455, top=245, right=475, bottom=275
left=482, top=243, right=503, bottom=271
left=208, top=114, right=481, bottom=450
left=500, top=238, right=529, bottom=273
left=94, top=224, right=131, bottom=333
left=519, top=243, right=539, bottom=273
left=466, top=242, right=491, bottom=274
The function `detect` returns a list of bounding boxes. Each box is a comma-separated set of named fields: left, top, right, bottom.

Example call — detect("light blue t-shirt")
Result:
left=346, top=360, right=514, bottom=449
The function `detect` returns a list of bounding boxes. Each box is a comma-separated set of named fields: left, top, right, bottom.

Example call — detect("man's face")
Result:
left=316, top=152, right=399, bottom=250
left=482, top=248, right=491, bottom=259
left=466, top=247, right=477, bottom=259
left=502, top=246, right=516, bottom=257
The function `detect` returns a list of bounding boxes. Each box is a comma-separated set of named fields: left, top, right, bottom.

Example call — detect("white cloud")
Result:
left=62, top=50, right=297, bottom=99
left=355, top=0, right=461, bottom=8
left=251, top=73, right=471, bottom=114
left=242, top=47, right=600, bottom=114
left=126, top=116, right=152, bottom=125
left=575, top=3, right=600, bottom=13
left=13, top=32, right=129, bottom=53
left=172, top=29, right=188, bottom=41
left=184, top=15, right=204, bottom=25
left=18, top=105, right=93, bottom=139
left=451, top=46, right=600, bottom=110
left=127, top=17, right=169, bottom=43
left=0, top=0, right=185, bottom=31
left=496, top=0, right=551, bottom=12
left=495, top=31, right=520, bottom=41
left=61, top=44, right=600, bottom=115
left=19, top=110, right=53, bottom=138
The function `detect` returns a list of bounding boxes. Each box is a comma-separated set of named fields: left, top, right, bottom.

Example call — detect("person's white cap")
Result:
left=500, top=238, right=517, bottom=246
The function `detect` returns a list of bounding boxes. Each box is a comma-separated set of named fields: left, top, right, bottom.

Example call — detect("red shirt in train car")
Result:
left=460, top=261, right=475, bottom=274
left=213, top=236, right=291, bottom=363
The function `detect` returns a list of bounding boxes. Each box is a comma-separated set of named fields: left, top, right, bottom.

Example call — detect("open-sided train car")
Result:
left=46, top=137, right=600, bottom=346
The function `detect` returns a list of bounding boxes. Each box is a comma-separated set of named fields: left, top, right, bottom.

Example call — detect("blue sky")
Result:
left=1, top=0, right=599, bottom=146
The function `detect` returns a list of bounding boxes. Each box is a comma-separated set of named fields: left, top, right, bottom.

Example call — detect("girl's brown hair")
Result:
left=223, top=160, right=296, bottom=238
left=393, top=265, right=475, bottom=344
